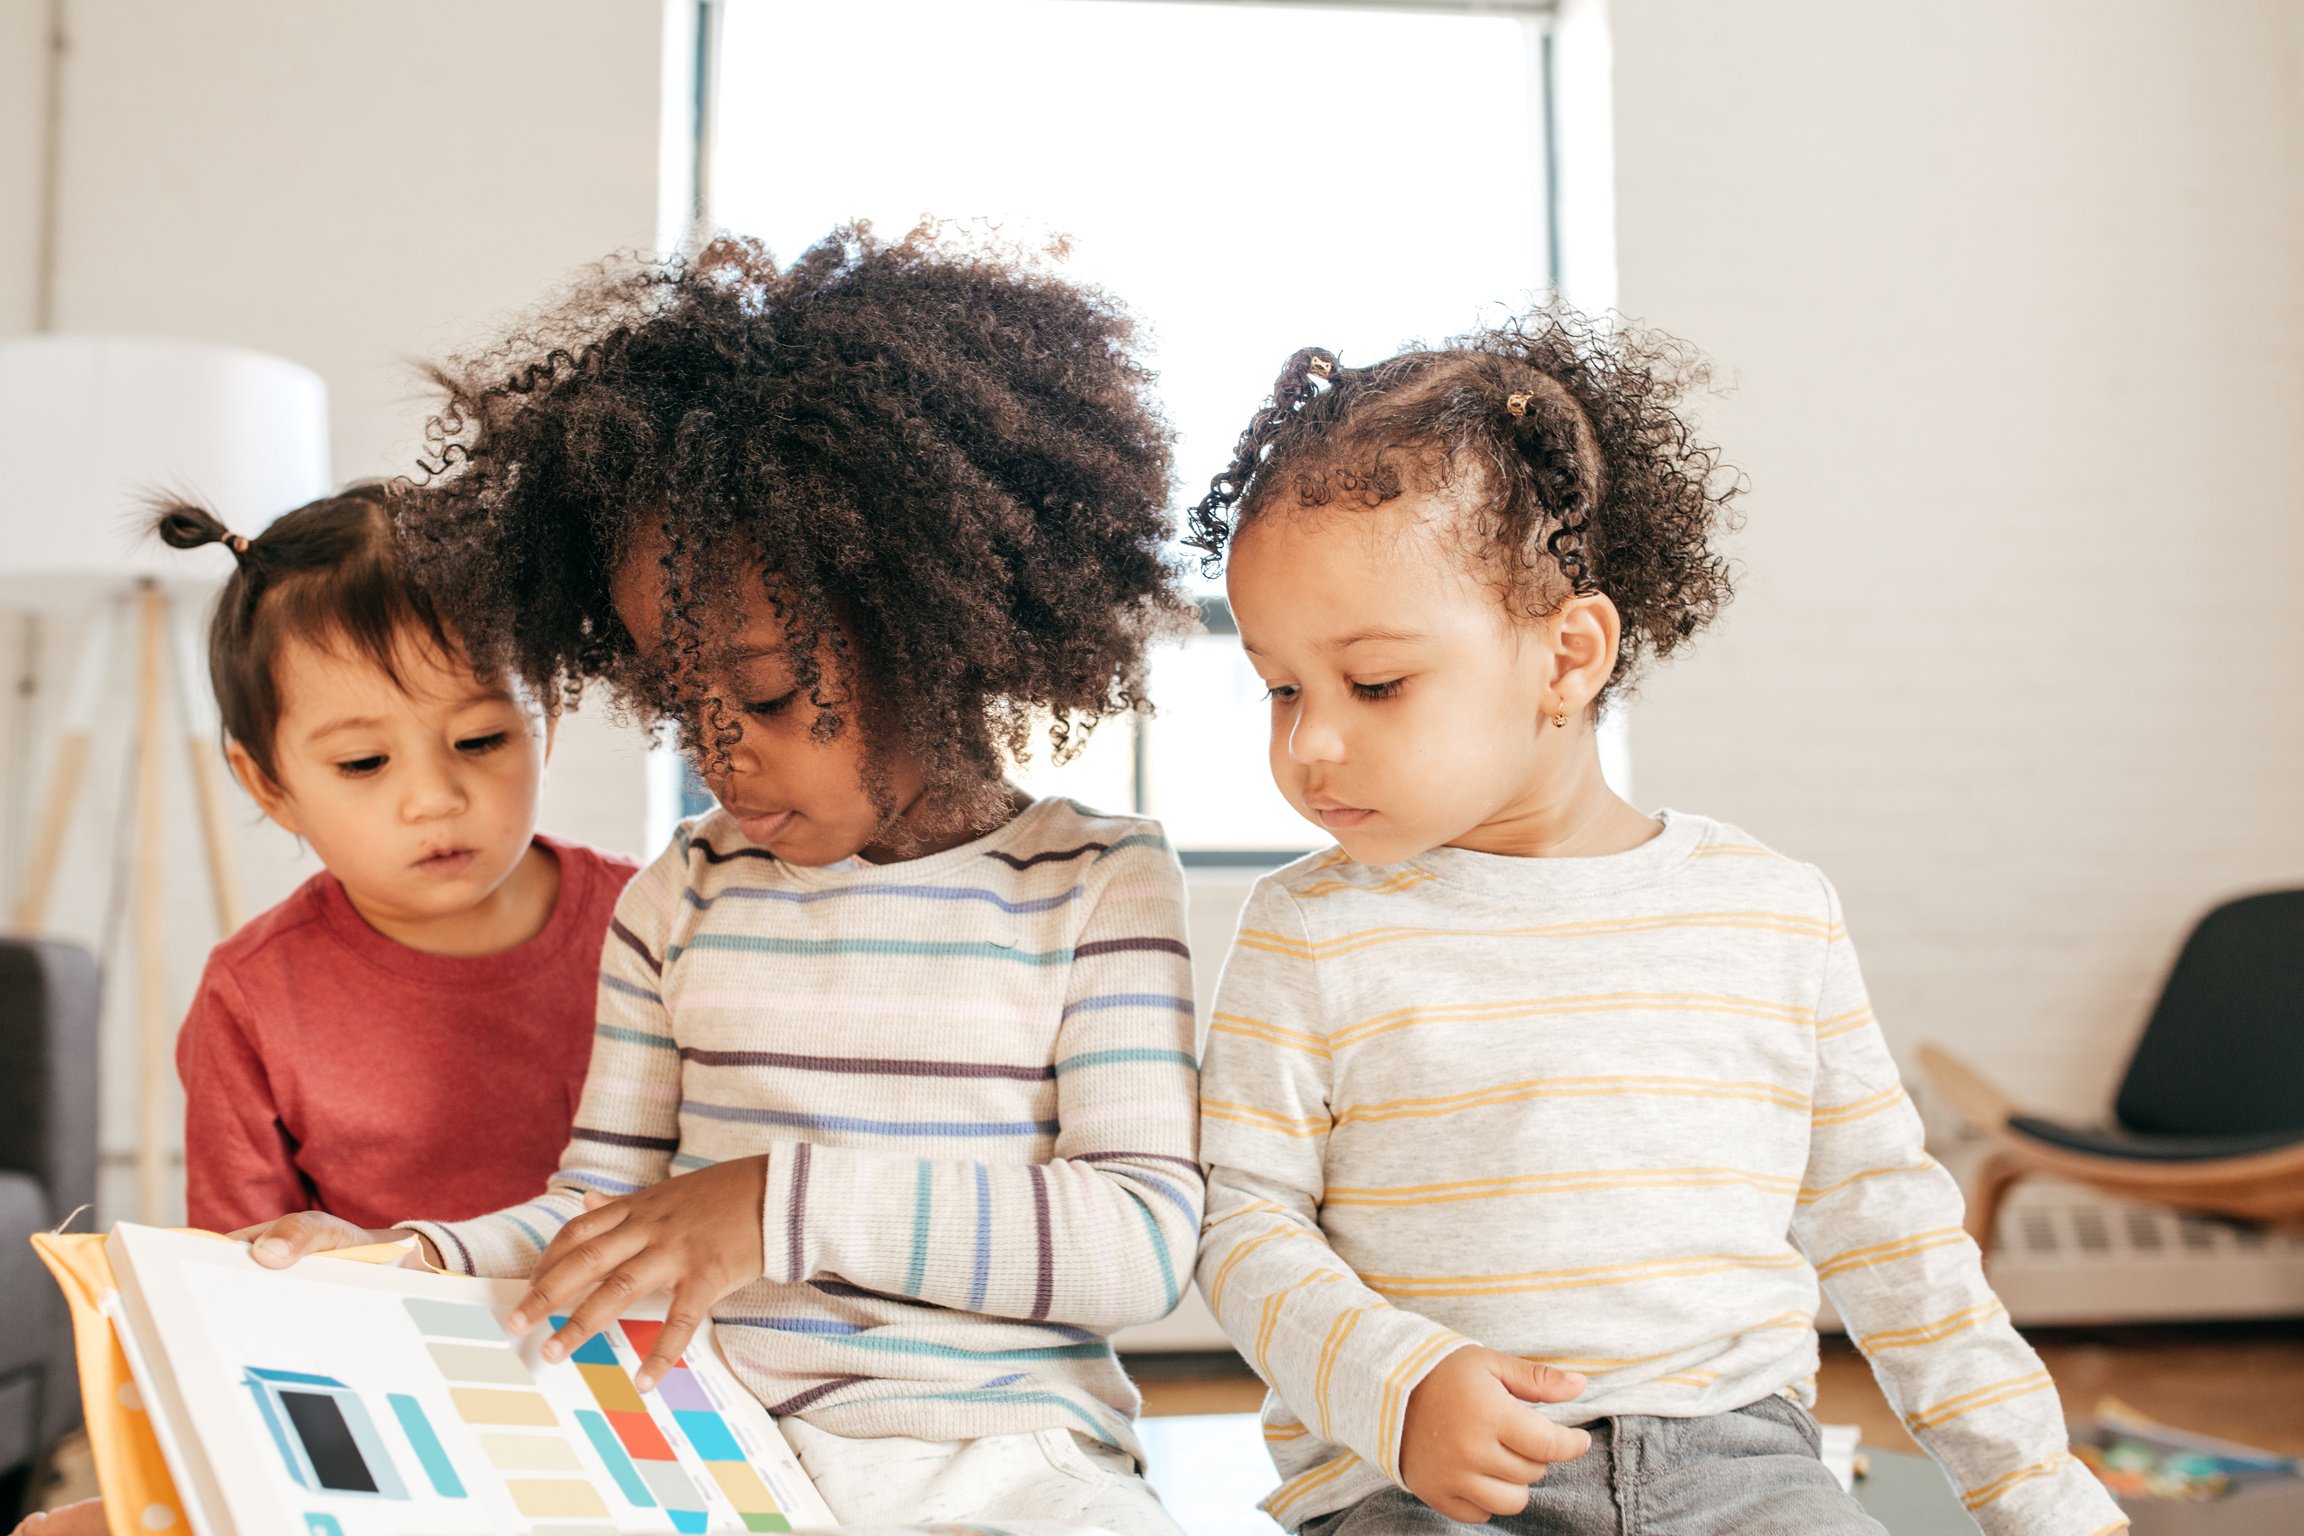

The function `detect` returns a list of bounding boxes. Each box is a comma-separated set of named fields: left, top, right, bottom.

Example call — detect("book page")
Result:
left=109, top=1224, right=836, bottom=1536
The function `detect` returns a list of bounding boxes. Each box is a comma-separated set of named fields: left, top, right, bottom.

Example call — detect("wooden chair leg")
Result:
left=1964, top=1149, right=2028, bottom=1260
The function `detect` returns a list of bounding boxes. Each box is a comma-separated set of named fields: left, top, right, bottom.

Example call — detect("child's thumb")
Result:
left=249, top=1211, right=351, bottom=1268
left=1496, top=1356, right=1587, bottom=1405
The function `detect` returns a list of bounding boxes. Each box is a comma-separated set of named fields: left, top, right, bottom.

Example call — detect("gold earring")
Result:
left=1551, top=709, right=1569, bottom=729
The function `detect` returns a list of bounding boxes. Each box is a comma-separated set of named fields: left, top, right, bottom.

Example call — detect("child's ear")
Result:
left=1548, top=592, right=1625, bottom=717
left=225, top=740, right=304, bottom=838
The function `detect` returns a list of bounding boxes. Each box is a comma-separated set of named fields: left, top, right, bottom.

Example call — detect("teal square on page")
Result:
left=547, top=1316, right=623, bottom=1366
left=672, top=1409, right=743, bottom=1462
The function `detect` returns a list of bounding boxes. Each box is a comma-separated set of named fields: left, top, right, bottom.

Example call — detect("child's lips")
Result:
left=735, top=809, right=797, bottom=845
left=1308, top=797, right=1375, bottom=829
left=415, top=848, right=476, bottom=876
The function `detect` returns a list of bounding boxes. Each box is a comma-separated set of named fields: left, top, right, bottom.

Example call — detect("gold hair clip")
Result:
left=1307, top=354, right=1334, bottom=380
left=1506, top=391, right=1533, bottom=418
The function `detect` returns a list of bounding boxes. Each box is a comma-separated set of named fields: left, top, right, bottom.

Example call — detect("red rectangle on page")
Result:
left=617, top=1319, right=686, bottom=1369
left=606, top=1409, right=676, bottom=1462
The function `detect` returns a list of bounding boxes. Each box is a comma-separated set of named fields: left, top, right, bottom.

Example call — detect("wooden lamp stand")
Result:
left=11, top=581, right=246, bottom=1222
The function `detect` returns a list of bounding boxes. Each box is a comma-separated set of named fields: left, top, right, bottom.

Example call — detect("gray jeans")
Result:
left=1298, top=1396, right=1888, bottom=1536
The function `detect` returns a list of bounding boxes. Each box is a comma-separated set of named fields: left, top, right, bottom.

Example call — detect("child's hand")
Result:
left=507, top=1156, right=769, bottom=1391
left=1399, top=1345, right=1592, bottom=1523
left=12, top=1498, right=108, bottom=1536
left=234, top=1212, right=443, bottom=1269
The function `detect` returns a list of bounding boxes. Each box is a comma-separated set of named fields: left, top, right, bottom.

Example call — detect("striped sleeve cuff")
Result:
left=1960, top=1451, right=2127, bottom=1536
left=759, top=1139, right=815, bottom=1285
left=1314, top=1310, right=1468, bottom=1492
left=399, top=1203, right=564, bottom=1280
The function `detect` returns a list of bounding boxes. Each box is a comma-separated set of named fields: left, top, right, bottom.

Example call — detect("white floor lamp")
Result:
left=0, top=335, right=330, bottom=1224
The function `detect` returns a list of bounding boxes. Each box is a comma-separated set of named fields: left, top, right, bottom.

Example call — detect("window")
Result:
left=700, top=0, right=1561, bottom=857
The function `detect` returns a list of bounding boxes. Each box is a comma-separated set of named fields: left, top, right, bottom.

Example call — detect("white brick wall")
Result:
left=1604, top=0, right=2304, bottom=1117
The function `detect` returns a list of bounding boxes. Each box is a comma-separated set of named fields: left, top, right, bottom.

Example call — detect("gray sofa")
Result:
left=0, top=939, right=99, bottom=1522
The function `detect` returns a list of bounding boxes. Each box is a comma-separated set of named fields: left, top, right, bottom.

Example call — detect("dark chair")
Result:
left=0, top=939, right=100, bottom=1523
left=1921, top=889, right=2304, bottom=1258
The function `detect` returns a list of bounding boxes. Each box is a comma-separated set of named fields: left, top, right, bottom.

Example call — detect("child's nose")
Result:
left=1286, top=700, right=1347, bottom=766
left=712, top=729, right=765, bottom=784
left=401, top=756, right=469, bottom=820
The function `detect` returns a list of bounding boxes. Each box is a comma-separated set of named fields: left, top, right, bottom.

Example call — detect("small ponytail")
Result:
left=1497, top=370, right=1604, bottom=596
left=1183, top=346, right=1339, bottom=570
left=151, top=499, right=252, bottom=562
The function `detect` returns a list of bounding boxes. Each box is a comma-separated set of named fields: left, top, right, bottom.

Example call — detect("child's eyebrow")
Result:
left=1239, top=628, right=1431, bottom=658
left=303, top=689, right=514, bottom=741
left=305, top=715, right=387, bottom=741
left=1326, top=627, right=1431, bottom=650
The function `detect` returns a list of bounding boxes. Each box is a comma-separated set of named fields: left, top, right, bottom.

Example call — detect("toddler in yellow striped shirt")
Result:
left=1182, top=318, right=2125, bottom=1535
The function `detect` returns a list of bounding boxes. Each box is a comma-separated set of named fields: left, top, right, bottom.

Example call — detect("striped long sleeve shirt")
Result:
left=1195, top=811, right=2125, bottom=1534
left=404, top=797, right=1203, bottom=1458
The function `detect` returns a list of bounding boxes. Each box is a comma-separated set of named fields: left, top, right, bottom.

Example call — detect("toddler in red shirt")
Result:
left=156, top=487, right=638, bottom=1232
left=19, top=489, right=638, bottom=1536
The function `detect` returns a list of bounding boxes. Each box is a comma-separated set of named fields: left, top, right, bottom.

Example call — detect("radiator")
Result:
left=1969, top=1178, right=2304, bottom=1327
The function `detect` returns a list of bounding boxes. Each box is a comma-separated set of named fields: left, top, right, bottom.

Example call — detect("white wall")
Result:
left=0, top=0, right=45, bottom=336
left=1, top=0, right=671, bottom=1221
left=1605, top=0, right=2304, bottom=1116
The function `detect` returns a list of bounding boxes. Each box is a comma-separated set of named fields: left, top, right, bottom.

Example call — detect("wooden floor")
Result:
left=1134, top=1320, right=2304, bottom=1455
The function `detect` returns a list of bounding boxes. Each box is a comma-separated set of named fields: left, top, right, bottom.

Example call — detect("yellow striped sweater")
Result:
left=1195, top=810, right=2123, bottom=1533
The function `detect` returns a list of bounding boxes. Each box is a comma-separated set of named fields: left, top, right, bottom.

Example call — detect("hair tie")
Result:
left=1506, top=390, right=1533, bottom=418
left=223, top=532, right=250, bottom=559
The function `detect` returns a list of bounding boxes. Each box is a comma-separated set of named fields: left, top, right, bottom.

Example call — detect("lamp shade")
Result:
left=0, top=335, right=330, bottom=606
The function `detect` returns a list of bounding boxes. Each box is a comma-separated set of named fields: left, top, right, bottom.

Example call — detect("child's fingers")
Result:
left=1494, top=1356, right=1586, bottom=1405
left=509, top=1219, right=646, bottom=1336
left=1469, top=1439, right=1550, bottom=1487
left=1461, top=1472, right=1534, bottom=1518
left=1500, top=1409, right=1592, bottom=1466
left=535, top=1257, right=668, bottom=1365
left=245, top=1211, right=363, bottom=1268
left=540, top=1194, right=632, bottom=1266
left=513, top=1206, right=635, bottom=1326
left=632, top=1282, right=714, bottom=1393
left=12, top=1498, right=106, bottom=1536
left=1423, top=1492, right=1495, bottom=1526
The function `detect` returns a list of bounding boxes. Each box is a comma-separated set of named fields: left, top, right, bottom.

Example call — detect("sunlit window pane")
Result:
left=1139, top=628, right=1312, bottom=852
left=713, top=0, right=1551, bottom=850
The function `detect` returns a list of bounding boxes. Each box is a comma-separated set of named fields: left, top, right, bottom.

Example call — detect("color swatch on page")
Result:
left=404, top=1299, right=612, bottom=1525
left=555, top=1317, right=793, bottom=1534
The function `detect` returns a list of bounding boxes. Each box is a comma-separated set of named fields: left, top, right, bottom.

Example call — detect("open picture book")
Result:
left=89, top=1223, right=837, bottom=1536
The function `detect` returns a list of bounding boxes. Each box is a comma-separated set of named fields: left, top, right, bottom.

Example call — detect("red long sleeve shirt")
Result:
left=176, top=834, right=638, bottom=1232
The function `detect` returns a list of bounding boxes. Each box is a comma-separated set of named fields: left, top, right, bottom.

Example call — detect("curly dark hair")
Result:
left=1184, top=309, right=1740, bottom=704
left=405, top=223, right=1191, bottom=834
